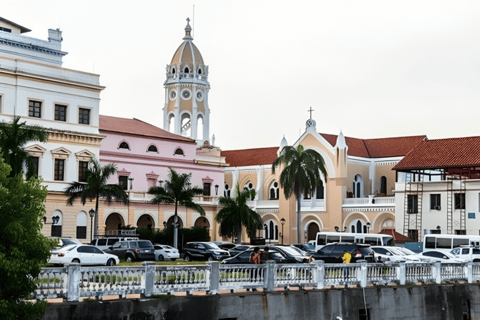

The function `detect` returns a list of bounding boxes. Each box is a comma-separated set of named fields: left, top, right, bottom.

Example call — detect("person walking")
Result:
left=342, top=250, right=352, bottom=280
left=250, top=247, right=261, bottom=291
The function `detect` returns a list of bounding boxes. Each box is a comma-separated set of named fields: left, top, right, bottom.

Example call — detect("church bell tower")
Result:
left=163, top=18, right=211, bottom=144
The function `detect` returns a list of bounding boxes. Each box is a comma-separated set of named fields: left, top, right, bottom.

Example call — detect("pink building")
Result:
left=98, top=115, right=226, bottom=234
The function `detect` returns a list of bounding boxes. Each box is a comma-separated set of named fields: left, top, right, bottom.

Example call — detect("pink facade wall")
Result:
left=99, top=132, right=224, bottom=194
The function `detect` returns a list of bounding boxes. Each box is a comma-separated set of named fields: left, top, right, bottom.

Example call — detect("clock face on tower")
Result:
left=196, top=91, right=203, bottom=101
left=181, top=89, right=191, bottom=100
left=169, top=90, right=176, bottom=100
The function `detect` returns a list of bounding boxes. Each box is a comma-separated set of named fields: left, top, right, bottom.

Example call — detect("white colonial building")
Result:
left=0, top=16, right=105, bottom=239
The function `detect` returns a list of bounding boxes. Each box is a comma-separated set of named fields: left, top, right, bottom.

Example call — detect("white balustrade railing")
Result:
left=342, top=196, right=395, bottom=206
left=32, top=261, right=479, bottom=301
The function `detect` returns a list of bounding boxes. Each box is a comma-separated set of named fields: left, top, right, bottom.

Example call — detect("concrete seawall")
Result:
left=42, top=284, right=480, bottom=320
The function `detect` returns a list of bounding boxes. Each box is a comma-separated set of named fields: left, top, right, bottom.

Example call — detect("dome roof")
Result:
left=170, top=18, right=204, bottom=66
left=171, top=41, right=204, bottom=65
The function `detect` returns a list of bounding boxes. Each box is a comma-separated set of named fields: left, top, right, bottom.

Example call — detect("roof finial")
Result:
left=308, top=106, right=314, bottom=120
left=183, top=17, right=193, bottom=40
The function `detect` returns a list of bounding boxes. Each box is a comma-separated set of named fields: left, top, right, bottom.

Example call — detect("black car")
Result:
left=182, top=242, right=230, bottom=261
left=312, top=243, right=375, bottom=263
left=222, top=247, right=287, bottom=264
left=104, top=240, right=155, bottom=262
left=273, top=246, right=310, bottom=263
left=227, top=244, right=252, bottom=257
left=291, top=243, right=316, bottom=254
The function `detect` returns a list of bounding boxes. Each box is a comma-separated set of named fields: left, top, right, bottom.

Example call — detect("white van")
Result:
left=91, top=237, right=139, bottom=251
left=423, top=235, right=480, bottom=253
left=315, top=232, right=395, bottom=252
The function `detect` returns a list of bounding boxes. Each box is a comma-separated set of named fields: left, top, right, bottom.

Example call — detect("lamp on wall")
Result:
left=436, top=225, right=441, bottom=233
left=264, top=223, right=268, bottom=243
left=158, top=180, right=164, bottom=188
left=163, top=221, right=167, bottom=229
left=280, top=218, right=286, bottom=245
left=343, top=227, right=347, bottom=232
left=366, top=222, right=371, bottom=233
left=89, top=209, right=96, bottom=242
left=215, top=184, right=219, bottom=196
left=334, top=226, right=339, bottom=232
left=128, top=177, right=134, bottom=190
left=43, top=215, right=60, bottom=225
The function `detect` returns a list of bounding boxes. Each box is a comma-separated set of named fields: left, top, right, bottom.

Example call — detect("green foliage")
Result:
left=0, top=155, right=57, bottom=319
left=64, top=158, right=129, bottom=237
left=148, top=168, right=206, bottom=248
left=137, top=227, right=210, bottom=249
left=215, top=185, right=262, bottom=243
left=272, top=144, right=328, bottom=243
left=0, top=116, right=48, bottom=178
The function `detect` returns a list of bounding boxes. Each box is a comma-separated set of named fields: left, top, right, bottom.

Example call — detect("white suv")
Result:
left=371, top=246, right=421, bottom=263
left=450, top=246, right=480, bottom=262
left=91, top=237, right=139, bottom=251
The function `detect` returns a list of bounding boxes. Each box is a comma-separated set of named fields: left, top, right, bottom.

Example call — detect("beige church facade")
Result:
left=222, top=119, right=425, bottom=244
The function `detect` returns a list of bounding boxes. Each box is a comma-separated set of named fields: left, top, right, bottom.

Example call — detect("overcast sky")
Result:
left=5, top=1, right=480, bottom=150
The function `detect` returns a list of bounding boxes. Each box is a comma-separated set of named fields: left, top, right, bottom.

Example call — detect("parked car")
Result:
left=450, top=246, right=480, bottom=262
left=212, top=241, right=237, bottom=251
left=182, top=242, right=230, bottom=261
left=154, top=244, right=179, bottom=261
left=221, top=247, right=287, bottom=264
left=274, top=246, right=310, bottom=263
left=291, top=243, right=316, bottom=254
left=227, top=244, right=252, bottom=257
left=104, top=240, right=155, bottom=262
left=91, top=237, right=139, bottom=251
left=417, top=250, right=467, bottom=264
left=57, top=238, right=83, bottom=248
left=311, top=243, right=375, bottom=263
left=48, top=244, right=120, bottom=266
left=371, top=246, right=421, bottom=263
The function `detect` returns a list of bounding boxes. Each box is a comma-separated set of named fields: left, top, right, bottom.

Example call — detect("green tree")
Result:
left=64, top=158, right=129, bottom=238
left=0, top=153, right=56, bottom=319
left=148, top=168, right=205, bottom=248
left=0, top=116, right=48, bottom=178
left=272, top=145, right=328, bottom=243
left=215, top=185, right=262, bottom=244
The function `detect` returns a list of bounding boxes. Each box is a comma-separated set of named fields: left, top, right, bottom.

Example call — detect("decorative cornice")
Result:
left=100, top=150, right=195, bottom=164
left=342, top=207, right=395, bottom=212
left=0, top=37, right=67, bottom=57
left=47, top=129, right=105, bottom=146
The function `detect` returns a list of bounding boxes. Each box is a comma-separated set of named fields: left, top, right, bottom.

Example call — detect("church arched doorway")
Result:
left=137, top=214, right=155, bottom=229
left=194, top=217, right=210, bottom=229
left=105, top=213, right=125, bottom=234
left=307, top=222, right=320, bottom=241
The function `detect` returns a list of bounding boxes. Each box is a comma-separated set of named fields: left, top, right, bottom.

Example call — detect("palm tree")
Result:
left=147, top=168, right=205, bottom=248
left=272, top=145, right=328, bottom=243
left=215, top=185, right=263, bottom=244
left=65, top=158, right=129, bottom=238
left=0, top=116, right=48, bottom=178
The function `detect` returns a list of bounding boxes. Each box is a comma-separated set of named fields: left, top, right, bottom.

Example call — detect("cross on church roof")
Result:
left=308, top=107, right=314, bottom=120
left=186, top=17, right=190, bottom=24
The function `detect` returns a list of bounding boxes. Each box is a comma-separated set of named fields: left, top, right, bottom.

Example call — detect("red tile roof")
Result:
left=222, top=134, right=425, bottom=167
left=393, top=136, right=480, bottom=171
left=99, top=115, right=196, bottom=144
left=379, top=229, right=411, bottom=243
left=221, top=147, right=279, bottom=167
left=321, top=134, right=426, bottom=158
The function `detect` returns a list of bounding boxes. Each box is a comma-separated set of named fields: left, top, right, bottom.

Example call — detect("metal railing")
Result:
left=32, top=261, right=480, bottom=301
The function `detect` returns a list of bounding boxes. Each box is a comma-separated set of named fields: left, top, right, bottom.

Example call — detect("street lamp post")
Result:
left=264, top=224, right=268, bottom=244
left=366, top=222, right=371, bottom=233
left=215, top=184, right=219, bottom=196
left=436, top=225, right=441, bottom=234
left=163, top=221, right=167, bottom=229
left=89, top=209, right=96, bottom=242
left=280, top=218, right=286, bottom=245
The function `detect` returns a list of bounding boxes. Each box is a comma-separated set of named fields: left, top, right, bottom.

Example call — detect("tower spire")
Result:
left=183, top=17, right=193, bottom=40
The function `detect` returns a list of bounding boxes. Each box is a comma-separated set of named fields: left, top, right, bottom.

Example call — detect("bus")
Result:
left=315, top=232, right=395, bottom=251
left=423, top=235, right=480, bottom=253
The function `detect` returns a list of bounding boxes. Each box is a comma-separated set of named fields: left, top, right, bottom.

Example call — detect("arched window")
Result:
left=380, top=176, right=387, bottom=195
left=172, top=68, right=176, bottom=74
left=264, top=220, right=278, bottom=240
left=174, top=148, right=184, bottom=155
left=76, top=211, right=87, bottom=239
left=147, top=145, right=158, bottom=152
left=198, top=69, right=202, bottom=74
left=269, top=181, right=279, bottom=200
left=357, top=220, right=363, bottom=234
left=184, top=67, right=190, bottom=73
left=51, top=210, right=63, bottom=237
left=316, top=181, right=324, bottom=200
left=353, top=175, right=364, bottom=198
left=119, top=142, right=129, bottom=150
left=244, top=182, right=255, bottom=200
left=224, top=184, right=231, bottom=198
